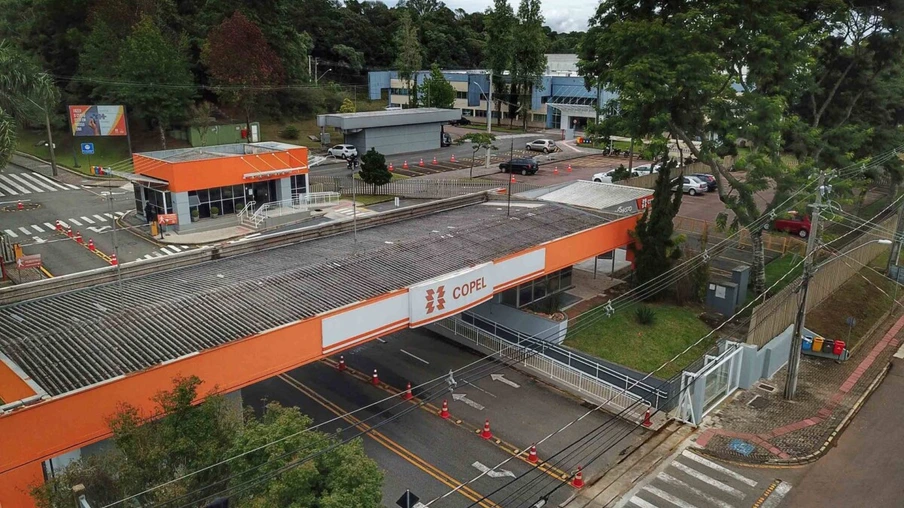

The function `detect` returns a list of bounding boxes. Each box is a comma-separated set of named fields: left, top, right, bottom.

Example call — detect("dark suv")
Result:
left=499, top=158, right=539, bottom=175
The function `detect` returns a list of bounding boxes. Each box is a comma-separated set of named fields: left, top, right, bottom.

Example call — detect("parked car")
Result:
left=592, top=168, right=640, bottom=183
left=441, top=132, right=452, bottom=147
left=525, top=139, right=558, bottom=153
left=499, top=158, right=539, bottom=175
left=692, top=173, right=717, bottom=191
left=328, top=144, right=358, bottom=159
left=450, top=116, right=472, bottom=126
left=772, top=211, right=811, bottom=238
left=677, top=175, right=708, bottom=196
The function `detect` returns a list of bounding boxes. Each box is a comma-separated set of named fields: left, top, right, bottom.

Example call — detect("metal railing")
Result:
left=433, top=315, right=665, bottom=416
left=242, top=192, right=341, bottom=229
left=237, top=201, right=256, bottom=228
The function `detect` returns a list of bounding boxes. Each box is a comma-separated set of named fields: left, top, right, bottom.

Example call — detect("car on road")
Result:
left=328, top=144, right=358, bottom=159
left=449, top=116, right=472, bottom=126
left=499, top=158, right=539, bottom=175
left=525, top=139, right=558, bottom=153
left=441, top=132, right=452, bottom=147
left=592, top=168, right=640, bottom=183
left=677, top=175, right=708, bottom=196
left=771, top=211, right=811, bottom=237
left=692, top=173, right=717, bottom=191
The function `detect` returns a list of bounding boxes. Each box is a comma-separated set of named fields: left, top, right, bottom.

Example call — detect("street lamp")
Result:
left=316, top=68, right=332, bottom=86
left=24, top=97, right=58, bottom=177
left=468, top=75, right=493, bottom=169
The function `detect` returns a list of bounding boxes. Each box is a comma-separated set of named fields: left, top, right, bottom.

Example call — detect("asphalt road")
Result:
left=1, top=162, right=191, bottom=275
left=242, top=328, right=645, bottom=507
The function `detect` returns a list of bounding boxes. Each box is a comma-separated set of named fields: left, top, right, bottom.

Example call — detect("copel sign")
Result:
left=452, top=277, right=487, bottom=299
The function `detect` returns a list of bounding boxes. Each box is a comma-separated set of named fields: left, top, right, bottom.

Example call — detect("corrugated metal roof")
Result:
left=0, top=203, right=611, bottom=397
left=534, top=180, right=653, bottom=212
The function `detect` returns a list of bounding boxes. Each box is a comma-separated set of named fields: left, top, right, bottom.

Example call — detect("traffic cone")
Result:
left=402, top=382, right=413, bottom=400
left=88, top=239, right=95, bottom=252
left=371, top=369, right=379, bottom=385
left=419, top=158, right=425, bottom=167
left=510, top=175, right=516, bottom=183
left=17, top=201, right=23, bottom=211
left=432, top=156, right=438, bottom=165
left=567, top=163, right=573, bottom=172
left=450, top=154, right=457, bottom=163
left=572, top=466, right=584, bottom=488
left=388, top=162, right=394, bottom=172
left=554, top=168, right=559, bottom=175
left=642, top=408, right=652, bottom=427
left=528, top=444, right=539, bottom=464
left=66, top=228, right=73, bottom=238
left=337, top=355, right=347, bottom=371
left=480, top=419, right=492, bottom=440
left=439, top=400, right=450, bottom=419
left=403, top=160, right=409, bottom=169
left=110, top=253, right=118, bottom=266
left=55, top=220, right=62, bottom=232
left=75, top=231, right=83, bottom=244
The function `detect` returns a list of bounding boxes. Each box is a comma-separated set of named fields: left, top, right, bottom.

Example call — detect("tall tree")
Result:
left=106, top=16, right=194, bottom=149
left=418, top=64, right=456, bottom=108
left=202, top=11, right=284, bottom=140
left=484, top=0, right=515, bottom=126
left=359, top=147, right=392, bottom=194
left=632, top=157, right=684, bottom=286
left=0, top=42, right=57, bottom=170
left=394, top=11, right=423, bottom=108
left=511, top=0, right=547, bottom=129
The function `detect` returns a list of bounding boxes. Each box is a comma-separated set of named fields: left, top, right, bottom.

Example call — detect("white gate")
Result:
left=677, top=341, right=744, bottom=426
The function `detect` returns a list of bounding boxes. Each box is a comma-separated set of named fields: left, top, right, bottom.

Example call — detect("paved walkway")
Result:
left=693, top=311, right=904, bottom=465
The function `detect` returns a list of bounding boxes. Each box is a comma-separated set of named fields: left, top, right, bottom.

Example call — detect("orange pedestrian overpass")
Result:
left=0, top=196, right=644, bottom=506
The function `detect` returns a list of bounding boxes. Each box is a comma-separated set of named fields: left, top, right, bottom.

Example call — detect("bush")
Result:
left=634, top=305, right=656, bottom=325
left=210, top=206, right=220, bottom=216
left=279, top=125, right=300, bottom=140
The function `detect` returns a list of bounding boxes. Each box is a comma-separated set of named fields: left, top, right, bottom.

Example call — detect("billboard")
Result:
left=68, top=105, right=128, bottom=137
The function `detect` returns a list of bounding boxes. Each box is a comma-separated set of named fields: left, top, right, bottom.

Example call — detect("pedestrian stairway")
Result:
left=623, top=450, right=791, bottom=508
left=0, top=172, right=80, bottom=197
left=3, top=212, right=126, bottom=240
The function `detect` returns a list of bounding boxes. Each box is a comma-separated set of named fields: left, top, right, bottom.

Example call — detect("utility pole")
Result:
left=887, top=192, right=904, bottom=278
left=784, top=171, right=826, bottom=400
left=314, top=58, right=319, bottom=86
left=506, top=138, right=514, bottom=217
left=486, top=71, right=493, bottom=169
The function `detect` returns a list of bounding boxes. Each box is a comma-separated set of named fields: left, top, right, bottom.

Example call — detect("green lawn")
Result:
left=565, top=303, right=714, bottom=379
left=354, top=195, right=394, bottom=206
left=16, top=128, right=135, bottom=174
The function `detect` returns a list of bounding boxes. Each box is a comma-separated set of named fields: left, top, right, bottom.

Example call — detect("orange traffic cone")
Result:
left=55, top=220, right=62, bottom=232
left=75, top=231, right=83, bottom=244
left=419, top=158, right=425, bottom=167
left=110, top=253, right=118, bottom=266
left=403, top=160, right=409, bottom=169
left=432, top=156, right=438, bottom=165
left=572, top=466, right=584, bottom=488
left=372, top=369, right=379, bottom=385
left=388, top=162, right=394, bottom=172
left=439, top=400, right=450, bottom=419
left=528, top=444, right=539, bottom=464
left=567, top=163, right=573, bottom=172
left=337, top=356, right=347, bottom=371
left=66, top=228, right=73, bottom=238
left=510, top=175, right=516, bottom=183
left=554, top=168, right=559, bottom=175
left=642, top=408, right=652, bottom=427
left=450, top=154, right=457, bottom=163
left=402, top=382, right=413, bottom=400
left=88, top=239, right=95, bottom=252
left=480, top=419, right=492, bottom=440
left=17, top=201, right=23, bottom=211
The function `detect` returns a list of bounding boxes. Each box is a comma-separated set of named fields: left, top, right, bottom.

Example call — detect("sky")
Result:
left=392, top=0, right=592, bottom=33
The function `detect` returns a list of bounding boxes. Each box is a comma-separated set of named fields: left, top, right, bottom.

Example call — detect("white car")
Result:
left=679, top=175, right=708, bottom=196
left=592, top=168, right=640, bottom=183
left=328, top=144, right=358, bottom=159
left=525, top=139, right=558, bottom=153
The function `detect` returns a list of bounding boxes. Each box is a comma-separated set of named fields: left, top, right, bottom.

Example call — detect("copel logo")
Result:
left=425, top=286, right=446, bottom=314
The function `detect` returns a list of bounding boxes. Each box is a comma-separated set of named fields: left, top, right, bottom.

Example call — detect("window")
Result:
left=456, top=91, right=468, bottom=99
left=188, top=183, right=251, bottom=219
left=291, top=174, right=307, bottom=197
left=501, top=267, right=574, bottom=308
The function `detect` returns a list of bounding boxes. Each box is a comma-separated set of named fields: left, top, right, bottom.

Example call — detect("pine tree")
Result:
left=632, top=156, right=683, bottom=287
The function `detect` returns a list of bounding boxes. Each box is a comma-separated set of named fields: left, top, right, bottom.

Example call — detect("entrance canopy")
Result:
left=547, top=103, right=598, bottom=119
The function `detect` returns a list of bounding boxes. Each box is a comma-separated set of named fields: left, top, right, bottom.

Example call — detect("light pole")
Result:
left=468, top=75, right=493, bottom=169
left=506, top=138, right=514, bottom=217
left=316, top=68, right=332, bottom=86
left=25, top=97, right=58, bottom=177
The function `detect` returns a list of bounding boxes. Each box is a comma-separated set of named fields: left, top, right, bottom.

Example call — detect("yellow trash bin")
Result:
left=812, top=336, right=824, bottom=353
left=150, top=221, right=159, bottom=237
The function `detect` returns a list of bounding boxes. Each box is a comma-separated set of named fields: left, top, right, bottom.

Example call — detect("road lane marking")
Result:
left=30, top=224, right=44, bottom=233
left=29, top=172, right=72, bottom=190
left=464, top=380, right=496, bottom=397
left=0, top=175, right=31, bottom=194
left=3, top=229, right=18, bottom=238
left=0, top=179, right=18, bottom=195
left=400, top=349, right=430, bottom=364
left=43, top=222, right=54, bottom=230
left=17, top=172, right=58, bottom=191
left=80, top=216, right=95, bottom=224
left=161, top=247, right=180, bottom=255
left=88, top=226, right=111, bottom=233
left=58, top=220, right=69, bottom=229
left=93, top=214, right=107, bottom=222
left=472, top=461, right=515, bottom=478
left=671, top=460, right=745, bottom=499
left=277, top=374, right=496, bottom=508
left=452, top=393, right=485, bottom=411
left=490, top=374, right=520, bottom=388
left=376, top=337, right=387, bottom=343
left=628, top=496, right=659, bottom=508
left=69, top=218, right=82, bottom=226
left=758, top=481, right=792, bottom=508
left=680, top=451, right=757, bottom=487
left=658, top=471, right=736, bottom=508
left=6, top=174, right=45, bottom=193
left=18, top=226, right=32, bottom=235
left=104, top=213, right=114, bottom=219
left=644, top=485, right=700, bottom=508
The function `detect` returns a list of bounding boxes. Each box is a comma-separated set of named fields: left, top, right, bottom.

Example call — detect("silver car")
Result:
left=328, top=144, right=358, bottom=159
left=680, top=175, right=708, bottom=196
left=525, top=139, right=558, bottom=153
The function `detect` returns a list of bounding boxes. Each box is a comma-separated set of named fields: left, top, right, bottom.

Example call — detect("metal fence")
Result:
left=309, top=176, right=543, bottom=199
left=674, top=216, right=808, bottom=257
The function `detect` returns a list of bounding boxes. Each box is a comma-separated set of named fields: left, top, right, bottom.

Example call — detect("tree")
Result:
left=458, top=132, right=497, bottom=178
left=610, top=164, right=633, bottom=183
left=511, top=0, right=547, bottom=130
left=189, top=101, right=219, bottom=147
left=359, top=147, right=392, bottom=194
left=0, top=41, right=57, bottom=170
left=485, top=0, right=515, bottom=126
left=106, top=16, right=194, bottom=149
left=394, top=11, right=422, bottom=108
left=418, top=64, right=455, bottom=108
left=339, top=97, right=356, bottom=113
left=632, top=157, right=684, bottom=286
left=202, top=11, right=284, bottom=140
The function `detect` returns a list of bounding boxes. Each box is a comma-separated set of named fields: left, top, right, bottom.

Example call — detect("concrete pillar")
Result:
left=135, top=184, right=148, bottom=219
left=171, top=191, right=191, bottom=231
left=275, top=177, right=292, bottom=203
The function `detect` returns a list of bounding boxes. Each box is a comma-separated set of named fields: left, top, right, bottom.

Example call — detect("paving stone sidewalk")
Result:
left=692, top=311, right=904, bottom=465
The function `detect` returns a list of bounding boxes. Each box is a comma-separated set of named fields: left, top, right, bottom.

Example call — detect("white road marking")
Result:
left=43, top=222, right=54, bottom=230
left=30, top=224, right=44, bottom=233
left=29, top=172, right=71, bottom=190
left=142, top=254, right=153, bottom=260
left=680, top=451, right=758, bottom=487
left=464, top=380, right=496, bottom=397
left=760, top=481, right=792, bottom=508
left=0, top=179, right=18, bottom=195
left=17, top=172, right=58, bottom=191
left=65, top=183, right=80, bottom=190
left=671, top=460, right=745, bottom=499
left=103, top=213, right=114, bottom=219
left=58, top=220, right=69, bottom=229
left=6, top=174, right=44, bottom=193
left=32, top=236, right=45, bottom=244
left=376, top=338, right=387, bottom=343
left=490, top=373, right=520, bottom=388
left=0, top=175, right=31, bottom=194
left=644, top=485, right=700, bottom=508
left=160, top=247, right=180, bottom=255
left=400, top=349, right=429, bottom=364
left=152, top=252, right=165, bottom=258
left=3, top=229, right=18, bottom=238
left=18, top=226, right=31, bottom=235
left=93, top=214, right=107, bottom=222
left=471, top=461, right=515, bottom=478
left=69, top=218, right=82, bottom=226
left=87, top=226, right=111, bottom=233
left=627, top=496, right=660, bottom=508
left=451, top=393, right=484, bottom=410
left=657, top=472, right=735, bottom=508
left=80, top=216, right=95, bottom=224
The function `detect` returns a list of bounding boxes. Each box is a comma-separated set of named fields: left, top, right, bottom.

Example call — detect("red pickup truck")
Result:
left=772, top=212, right=811, bottom=238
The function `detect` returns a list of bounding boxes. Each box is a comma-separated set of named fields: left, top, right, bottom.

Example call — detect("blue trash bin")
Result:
left=802, top=336, right=813, bottom=351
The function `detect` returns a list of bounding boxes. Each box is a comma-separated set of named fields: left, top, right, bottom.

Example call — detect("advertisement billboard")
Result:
left=68, top=105, right=128, bottom=137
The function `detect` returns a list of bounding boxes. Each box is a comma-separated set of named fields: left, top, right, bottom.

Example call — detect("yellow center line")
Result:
left=277, top=374, right=497, bottom=508
left=320, top=358, right=570, bottom=481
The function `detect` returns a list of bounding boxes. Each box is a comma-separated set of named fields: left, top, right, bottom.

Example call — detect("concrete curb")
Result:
left=13, top=151, right=125, bottom=185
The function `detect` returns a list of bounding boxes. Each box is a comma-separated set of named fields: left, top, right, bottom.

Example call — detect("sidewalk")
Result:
left=692, top=310, right=904, bottom=465
left=10, top=153, right=125, bottom=188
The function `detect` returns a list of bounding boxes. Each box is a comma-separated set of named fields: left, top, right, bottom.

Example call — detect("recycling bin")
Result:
left=833, top=340, right=846, bottom=355
left=823, top=339, right=834, bottom=355
left=802, top=336, right=813, bottom=351
left=812, top=336, right=824, bottom=352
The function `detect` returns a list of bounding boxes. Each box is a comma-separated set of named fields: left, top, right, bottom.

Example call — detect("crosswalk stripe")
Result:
left=17, top=172, right=59, bottom=191
left=6, top=174, right=45, bottom=193
left=671, top=461, right=745, bottom=499
left=31, top=224, right=44, bottom=233
left=628, top=496, right=659, bottom=508
left=644, top=485, right=700, bottom=508
left=93, top=214, right=107, bottom=222
left=80, top=216, right=95, bottom=224
left=18, top=227, right=31, bottom=235
left=28, top=172, right=71, bottom=190
left=151, top=252, right=164, bottom=258
left=160, top=247, right=179, bottom=255
left=0, top=180, right=15, bottom=195
left=104, top=213, right=114, bottom=219
left=65, top=183, right=80, bottom=190
left=180, top=245, right=190, bottom=249
left=43, top=222, right=55, bottom=230
left=69, top=218, right=82, bottom=226
left=656, top=472, right=735, bottom=508
left=0, top=175, right=31, bottom=194
left=680, top=452, right=757, bottom=487
left=760, top=481, right=792, bottom=508
left=142, top=254, right=154, bottom=260
left=58, top=220, right=69, bottom=229
left=114, top=211, right=125, bottom=217
left=3, top=229, right=18, bottom=238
